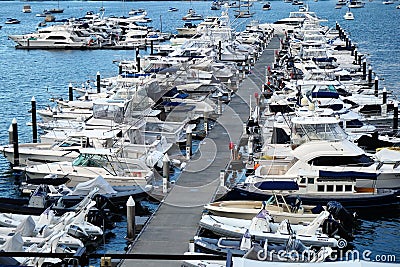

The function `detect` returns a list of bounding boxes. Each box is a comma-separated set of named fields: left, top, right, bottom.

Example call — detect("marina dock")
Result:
left=119, top=37, right=281, bottom=267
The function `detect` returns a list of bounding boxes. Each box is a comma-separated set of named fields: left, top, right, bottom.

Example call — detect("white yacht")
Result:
left=8, top=25, right=94, bottom=49
left=257, top=115, right=400, bottom=190
left=22, top=148, right=154, bottom=187
left=344, top=10, right=355, bottom=20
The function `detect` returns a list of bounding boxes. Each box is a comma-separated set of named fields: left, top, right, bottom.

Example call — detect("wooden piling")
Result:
left=68, top=83, right=73, bottom=101
left=394, top=102, right=398, bottom=130
left=162, top=154, right=170, bottom=182
left=383, top=87, right=387, bottom=104
left=368, top=66, right=373, bottom=85
left=218, top=40, right=222, bottom=61
left=31, top=96, right=37, bottom=143
left=12, top=118, right=19, bottom=166
left=374, top=76, right=379, bottom=97
left=126, top=196, right=136, bottom=240
left=362, top=60, right=367, bottom=80
left=186, top=127, right=192, bottom=160
left=96, top=71, right=101, bottom=93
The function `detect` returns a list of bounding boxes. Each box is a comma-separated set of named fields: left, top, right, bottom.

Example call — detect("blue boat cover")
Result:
left=254, top=180, right=299, bottom=191
left=319, top=170, right=377, bottom=180
left=311, top=91, right=339, bottom=98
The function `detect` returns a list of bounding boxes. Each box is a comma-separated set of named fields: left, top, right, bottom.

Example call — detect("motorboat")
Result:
left=292, top=0, right=304, bottom=5
left=262, top=2, right=271, bottom=10
left=36, top=10, right=52, bottom=17
left=344, top=10, right=354, bottom=20
left=176, top=22, right=198, bottom=37
left=211, top=1, right=221, bottom=10
left=382, top=0, right=394, bottom=4
left=21, top=175, right=153, bottom=209
left=182, top=9, right=204, bottom=21
left=22, top=5, right=32, bottom=13
left=205, top=194, right=325, bottom=223
left=0, top=128, right=119, bottom=166
left=21, top=147, right=154, bottom=187
left=5, top=18, right=21, bottom=24
left=168, top=7, right=179, bottom=12
left=272, top=11, right=322, bottom=35
left=44, top=14, right=56, bottom=22
left=347, top=0, right=365, bottom=8
left=234, top=10, right=255, bottom=18
left=128, top=8, right=146, bottom=16
left=199, top=210, right=350, bottom=248
left=8, top=24, right=95, bottom=49
left=397, top=4, right=400, bottom=8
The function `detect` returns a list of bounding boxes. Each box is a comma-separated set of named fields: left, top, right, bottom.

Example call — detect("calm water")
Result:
left=0, top=0, right=400, bottom=263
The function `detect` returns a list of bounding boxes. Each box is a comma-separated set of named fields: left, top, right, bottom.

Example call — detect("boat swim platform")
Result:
left=118, top=37, right=281, bottom=267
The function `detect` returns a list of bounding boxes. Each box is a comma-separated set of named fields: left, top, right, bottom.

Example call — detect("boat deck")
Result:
left=119, top=37, right=281, bottom=267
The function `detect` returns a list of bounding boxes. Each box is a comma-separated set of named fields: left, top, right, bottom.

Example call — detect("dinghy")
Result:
left=199, top=210, right=349, bottom=248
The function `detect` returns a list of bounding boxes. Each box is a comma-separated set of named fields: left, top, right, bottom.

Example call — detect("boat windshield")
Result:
left=72, top=153, right=105, bottom=167
left=292, top=121, right=347, bottom=145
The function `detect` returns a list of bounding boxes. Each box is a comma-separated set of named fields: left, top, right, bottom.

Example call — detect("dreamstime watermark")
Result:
left=255, top=248, right=397, bottom=262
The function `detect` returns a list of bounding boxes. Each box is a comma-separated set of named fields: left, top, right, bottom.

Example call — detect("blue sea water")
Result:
left=0, top=0, right=399, bottom=264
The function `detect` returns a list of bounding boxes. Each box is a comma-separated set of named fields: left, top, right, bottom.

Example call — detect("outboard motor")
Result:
left=323, top=201, right=355, bottom=241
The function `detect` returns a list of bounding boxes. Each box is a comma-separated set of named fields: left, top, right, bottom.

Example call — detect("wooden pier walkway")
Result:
left=119, top=37, right=281, bottom=267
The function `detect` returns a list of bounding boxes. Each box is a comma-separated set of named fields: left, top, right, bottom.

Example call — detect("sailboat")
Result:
left=49, top=0, right=64, bottom=13
left=100, top=0, right=105, bottom=11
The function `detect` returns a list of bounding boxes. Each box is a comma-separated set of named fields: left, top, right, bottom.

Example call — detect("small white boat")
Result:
left=128, top=8, right=146, bottom=16
left=344, top=10, right=354, bottom=19
left=382, top=0, right=394, bottom=4
left=182, top=9, right=204, bottom=21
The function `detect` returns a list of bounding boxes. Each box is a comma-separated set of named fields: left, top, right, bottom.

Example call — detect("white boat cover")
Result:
left=375, top=148, right=400, bottom=163
left=0, top=232, right=24, bottom=252
left=71, top=175, right=117, bottom=195
left=15, top=216, right=35, bottom=237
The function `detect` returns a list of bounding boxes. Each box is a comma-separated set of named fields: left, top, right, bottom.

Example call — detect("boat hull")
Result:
left=221, top=186, right=400, bottom=211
